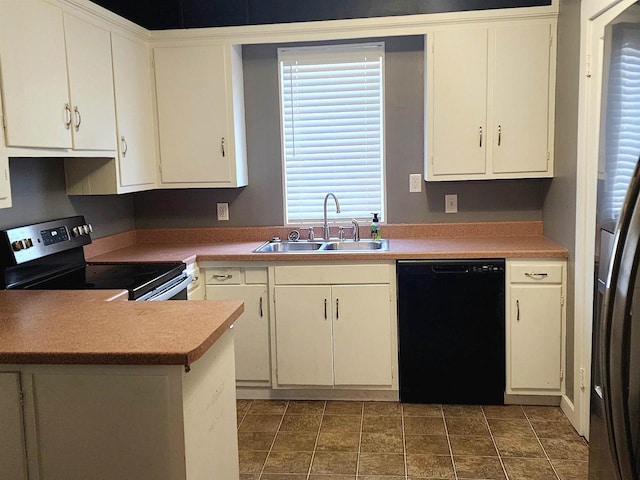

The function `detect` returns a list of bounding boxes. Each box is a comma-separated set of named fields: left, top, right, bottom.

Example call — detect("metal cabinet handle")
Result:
left=74, top=106, right=81, bottom=131
left=516, top=299, right=520, bottom=322
left=259, top=296, right=263, bottom=317
left=64, top=103, right=72, bottom=129
left=524, top=272, right=548, bottom=279
left=336, top=298, right=339, bottom=319
left=213, top=274, right=233, bottom=281
left=324, top=298, right=327, bottom=319
left=497, top=125, right=501, bottom=146
left=221, top=137, right=225, bottom=157
left=121, top=136, right=128, bottom=157
left=479, top=126, right=483, bottom=147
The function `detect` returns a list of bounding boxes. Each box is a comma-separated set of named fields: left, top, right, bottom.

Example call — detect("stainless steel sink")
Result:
left=253, top=241, right=325, bottom=253
left=253, top=239, right=389, bottom=253
left=322, top=239, right=389, bottom=251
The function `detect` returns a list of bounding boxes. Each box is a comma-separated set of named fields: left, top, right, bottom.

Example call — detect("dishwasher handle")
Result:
left=431, top=265, right=469, bottom=273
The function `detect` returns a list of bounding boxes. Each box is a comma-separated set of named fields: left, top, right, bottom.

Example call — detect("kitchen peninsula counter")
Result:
left=0, top=290, right=243, bottom=366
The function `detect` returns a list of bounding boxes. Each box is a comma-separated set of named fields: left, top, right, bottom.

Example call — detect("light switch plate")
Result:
left=445, top=194, right=458, bottom=214
left=217, top=203, right=229, bottom=221
left=409, top=173, right=422, bottom=193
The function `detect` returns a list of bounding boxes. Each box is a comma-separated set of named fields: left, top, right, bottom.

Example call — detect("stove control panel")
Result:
left=1, top=216, right=93, bottom=265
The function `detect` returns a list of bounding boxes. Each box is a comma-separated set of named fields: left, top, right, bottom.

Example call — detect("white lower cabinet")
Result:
left=273, top=263, right=397, bottom=390
left=275, top=283, right=393, bottom=387
left=186, top=262, right=204, bottom=300
left=0, top=332, right=238, bottom=480
left=204, top=265, right=271, bottom=386
left=506, top=259, right=566, bottom=395
left=0, top=372, right=28, bottom=480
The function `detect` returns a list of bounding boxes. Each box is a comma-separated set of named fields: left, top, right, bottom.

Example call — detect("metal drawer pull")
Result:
left=221, top=137, right=225, bottom=157
left=497, top=125, right=501, bottom=146
left=479, top=126, right=483, bottom=147
left=213, top=273, right=233, bottom=281
left=74, top=106, right=82, bottom=131
left=324, top=298, right=327, bottom=319
left=524, top=272, right=548, bottom=279
left=64, top=103, right=72, bottom=129
left=336, top=298, right=339, bottom=319
left=516, top=299, right=520, bottom=321
left=259, top=296, right=263, bottom=317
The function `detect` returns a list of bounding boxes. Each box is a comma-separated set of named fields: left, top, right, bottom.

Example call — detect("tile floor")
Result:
left=236, top=399, right=588, bottom=480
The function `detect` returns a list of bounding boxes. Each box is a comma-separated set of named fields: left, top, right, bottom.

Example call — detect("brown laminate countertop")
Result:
left=86, top=236, right=567, bottom=264
left=0, top=291, right=244, bottom=366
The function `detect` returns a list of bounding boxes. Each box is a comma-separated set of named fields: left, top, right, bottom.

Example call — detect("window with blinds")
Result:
left=603, top=24, right=640, bottom=221
left=278, top=43, right=385, bottom=225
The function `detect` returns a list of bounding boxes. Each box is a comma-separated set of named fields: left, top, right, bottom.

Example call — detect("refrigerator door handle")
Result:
left=602, top=160, right=640, bottom=480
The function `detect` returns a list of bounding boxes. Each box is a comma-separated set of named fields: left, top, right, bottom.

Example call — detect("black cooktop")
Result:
left=22, top=262, right=186, bottom=300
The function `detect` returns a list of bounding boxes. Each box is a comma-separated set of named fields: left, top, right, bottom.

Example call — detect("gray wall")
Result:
left=0, top=158, right=135, bottom=238
left=542, top=0, right=580, bottom=401
left=133, top=35, right=550, bottom=229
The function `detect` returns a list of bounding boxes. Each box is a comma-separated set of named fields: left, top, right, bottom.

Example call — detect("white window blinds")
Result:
left=603, top=24, right=640, bottom=221
left=278, top=43, right=385, bottom=225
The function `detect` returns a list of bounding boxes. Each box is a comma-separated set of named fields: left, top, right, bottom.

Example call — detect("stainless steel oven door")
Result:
left=137, top=274, right=192, bottom=301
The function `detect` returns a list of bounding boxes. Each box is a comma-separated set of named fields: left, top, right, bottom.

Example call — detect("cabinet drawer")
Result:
left=205, top=268, right=242, bottom=285
left=509, top=263, right=563, bottom=284
left=275, top=264, right=391, bottom=285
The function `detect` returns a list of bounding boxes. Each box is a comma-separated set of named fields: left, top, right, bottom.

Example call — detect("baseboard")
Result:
left=237, top=387, right=399, bottom=401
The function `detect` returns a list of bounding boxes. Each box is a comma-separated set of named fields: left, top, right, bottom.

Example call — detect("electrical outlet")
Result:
left=409, top=173, right=422, bottom=193
left=217, top=203, right=229, bottom=221
left=445, top=194, right=458, bottom=214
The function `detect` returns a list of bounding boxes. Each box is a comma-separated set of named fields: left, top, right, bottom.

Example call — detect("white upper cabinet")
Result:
left=64, top=32, right=157, bottom=194
left=0, top=1, right=116, bottom=151
left=153, top=43, right=248, bottom=188
left=431, top=27, right=488, bottom=177
left=426, top=20, right=556, bottom=181
left=110, top=33, right=157, bottom=189
left=0, top=0, right=72, bottom=149
left=492, top=23, right=552, bottom=174
left=63, top=13, right=116, bottom=151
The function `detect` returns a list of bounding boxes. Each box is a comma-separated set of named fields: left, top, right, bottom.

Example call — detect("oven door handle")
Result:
left=141, top=274, right=192, bottom=301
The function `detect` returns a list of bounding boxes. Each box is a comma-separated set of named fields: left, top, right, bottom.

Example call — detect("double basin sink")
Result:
left=254, top=238, right=389, bottom=253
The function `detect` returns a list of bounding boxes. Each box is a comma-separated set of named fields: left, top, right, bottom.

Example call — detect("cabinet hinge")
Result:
left=549, top=32, right=553, bottom=48
left=586, top=54, right=592, bottom=78
left=560, top=369, right=564, bottom=381
left=1, top=113, right=6, bottom=131
left=580, top=368, right=586, bottom=390
left=561, top=295, right=565, bottom=306
left=19, top=390, right=24, bottom=407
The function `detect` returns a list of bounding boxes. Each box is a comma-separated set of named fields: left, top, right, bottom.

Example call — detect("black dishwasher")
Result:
left=397, top=259, right=505, bottom=405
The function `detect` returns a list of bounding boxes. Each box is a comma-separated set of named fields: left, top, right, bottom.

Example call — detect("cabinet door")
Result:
left=0, top=0, right=71, bottom=148
left=332, top=285, right=393, bottom=386
left=510, top=284, right=562, bottom=390
left=154, top=45, right=231, bottom=184
left=274, top=285, right=333, bottom=386
left=63, top=13, right=116, bottom=151
left=492, top=23, right=551, bottom=174
left=431, top=28, right=488, bottom=176
left=111, top=33, right=156, bottom=188
left=206, top=284, right=270, bottom=382
left=0, top=372, right=28, bottom=480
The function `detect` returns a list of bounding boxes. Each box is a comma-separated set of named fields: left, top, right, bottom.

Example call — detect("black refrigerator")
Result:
left=590, top=19, right=640, bottom=480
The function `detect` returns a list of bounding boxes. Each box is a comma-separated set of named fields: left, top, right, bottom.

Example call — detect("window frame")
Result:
left=277, top=42, right=387, bottom=226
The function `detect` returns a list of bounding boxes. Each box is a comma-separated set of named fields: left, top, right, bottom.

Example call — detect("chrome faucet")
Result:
left=351, top=219, right=360, bottom=241
left=323, top=193, right=341, bottom=240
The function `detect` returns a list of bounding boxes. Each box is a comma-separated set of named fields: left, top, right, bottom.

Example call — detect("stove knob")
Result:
left=87, top=224, right=93, bottom=233
left=82, top=224, right=90, bottom=234
left=72, top=226, right=81, bottom=237
left=11, top=240, right=24, bottom=251
left=24, top=238, right=33, bottom=248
